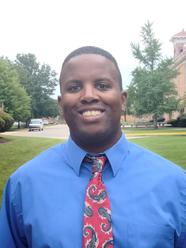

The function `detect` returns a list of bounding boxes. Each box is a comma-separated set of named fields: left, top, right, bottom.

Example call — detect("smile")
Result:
left=82, top=110, right=103, bottom=117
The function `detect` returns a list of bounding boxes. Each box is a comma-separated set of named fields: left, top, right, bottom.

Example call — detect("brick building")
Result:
left=124, top=30, right=186, bottom=124
left=171, top=30, right=186, bottom=116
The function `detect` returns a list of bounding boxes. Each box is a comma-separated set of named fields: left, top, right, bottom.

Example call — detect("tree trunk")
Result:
left=153, top=114, right=158, bottom=129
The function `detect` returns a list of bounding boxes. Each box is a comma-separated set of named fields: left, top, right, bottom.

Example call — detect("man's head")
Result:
left=59, top=46, right=127, bottom=153
left=60, top=46, right=123, bottom=91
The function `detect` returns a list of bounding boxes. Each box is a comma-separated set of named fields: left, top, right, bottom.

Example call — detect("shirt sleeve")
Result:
left=0, top=178, right=27, bottom=248
left=175, top=170, right=186, bottom=247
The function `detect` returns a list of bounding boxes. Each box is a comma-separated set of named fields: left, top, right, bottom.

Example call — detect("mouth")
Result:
left=82, top=110, right=104, bottom=117
left=78, top=109, right=105, bottom=121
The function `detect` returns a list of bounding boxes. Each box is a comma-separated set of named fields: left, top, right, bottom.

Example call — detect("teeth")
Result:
left=82, top=110, right=102, bottom=116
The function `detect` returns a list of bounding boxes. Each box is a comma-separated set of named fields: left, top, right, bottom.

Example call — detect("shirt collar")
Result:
left=104, top=134, right=129, bottom=176
left=64, top=134, right=129, bottom=177
left=64, top=137, right=86, bottom=176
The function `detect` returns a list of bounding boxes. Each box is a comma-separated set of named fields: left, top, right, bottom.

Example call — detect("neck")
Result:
left=72, top=130, right=122, bottom=153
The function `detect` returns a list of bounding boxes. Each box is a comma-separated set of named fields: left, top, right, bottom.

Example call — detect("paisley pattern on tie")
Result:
left=83, top=155, right=114, bottom=248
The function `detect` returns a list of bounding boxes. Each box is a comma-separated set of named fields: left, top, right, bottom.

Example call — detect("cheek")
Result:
left=60, top=94, right=76, bottom=111
left=104, top=94, right=123, bottom=111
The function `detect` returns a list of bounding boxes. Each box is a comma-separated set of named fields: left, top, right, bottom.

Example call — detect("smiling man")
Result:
left=0, top=46, right=186, bottom=248
left=59, top=50, right=126, bottom=153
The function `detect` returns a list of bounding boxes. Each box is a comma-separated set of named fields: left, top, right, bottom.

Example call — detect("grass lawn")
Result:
left=0, top=136, right=62, bottom=201
left=0, top=129, right=186, bottom=202
left=124, top=127, right=186, bottom=135
left=131, top=136, right=186, bottom=169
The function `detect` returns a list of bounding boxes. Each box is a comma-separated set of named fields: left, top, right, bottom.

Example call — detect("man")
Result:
left=0, top=46, right=186, bottom=247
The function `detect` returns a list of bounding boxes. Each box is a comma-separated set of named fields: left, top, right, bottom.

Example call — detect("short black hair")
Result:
left=60, top=46, right=123, bottom=90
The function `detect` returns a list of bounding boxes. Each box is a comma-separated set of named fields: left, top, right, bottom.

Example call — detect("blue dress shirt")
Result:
left=0, top=135, right=186, bottom=247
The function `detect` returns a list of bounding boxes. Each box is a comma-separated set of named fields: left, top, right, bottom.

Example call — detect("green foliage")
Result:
left=15, top=54, right=58, bottom=118
left=0, top=117, right=5, bottom=130
left=0, top=58, right=31, bottom=121
left=0, top=111, right=14, bottom=132
left=42, top=97, right=59, bottom=117
left=128, top=21, right=178, bottom=126
left=167, top=113, right=186, bottom=127
left=178, top=93, right=186, bottom=114
left=131, top=21, right=161, bottom=71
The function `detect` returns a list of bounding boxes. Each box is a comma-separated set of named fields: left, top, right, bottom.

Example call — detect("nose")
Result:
left=80, top=84, right=99, bottom=104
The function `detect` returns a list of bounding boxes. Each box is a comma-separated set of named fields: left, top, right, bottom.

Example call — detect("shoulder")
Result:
left=126, top=141, right=186, bottom=220
left=125, top=140, right=184, bottom=182
left=127, top=140, right=181, bottom=167
left=9, top=142, right=67, bottom=183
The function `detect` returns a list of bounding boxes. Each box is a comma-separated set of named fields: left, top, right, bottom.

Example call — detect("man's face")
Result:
left=59, top=54, right=126, bottom=152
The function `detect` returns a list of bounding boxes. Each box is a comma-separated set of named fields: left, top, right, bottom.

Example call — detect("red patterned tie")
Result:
left=82, top=154, right=114, bottom=248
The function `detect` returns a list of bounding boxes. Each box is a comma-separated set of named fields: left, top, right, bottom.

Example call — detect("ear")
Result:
left=58, top=95, right=63, bottom=116
left=121, top=91, right=127, bottom=111
left=58, top=95, right=62, bottom=105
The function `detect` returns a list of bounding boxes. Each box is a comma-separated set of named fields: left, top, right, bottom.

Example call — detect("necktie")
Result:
left=82, top=154, right=114, bottom=248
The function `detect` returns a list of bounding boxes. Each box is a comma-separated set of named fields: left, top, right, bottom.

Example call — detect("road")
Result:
left=3, top=124, right=70, bottom=139
left=3, top=125, right=139, bottom=140
left=4, top=125, right=184, bottom=140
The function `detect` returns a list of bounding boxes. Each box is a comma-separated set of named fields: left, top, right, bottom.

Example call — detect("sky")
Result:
left=1, top=0, right=186, bottom=96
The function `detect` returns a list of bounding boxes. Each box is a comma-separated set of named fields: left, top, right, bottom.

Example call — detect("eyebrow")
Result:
left=63, top=79, right=82, bottom=84
left=94, top=78, right=113, bottom=82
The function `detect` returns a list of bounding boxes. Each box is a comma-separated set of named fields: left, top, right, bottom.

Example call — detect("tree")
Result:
left=127, top=21, right=178, bottom=127
left=0, top=58, right=31, bottom=123
left=0, top=111, right=14, bottom=132
left=43, top=98, right=59, bottom=117
left=15, top=54, right=58, bottom=118
left=178, top=93, right=186, bottom=114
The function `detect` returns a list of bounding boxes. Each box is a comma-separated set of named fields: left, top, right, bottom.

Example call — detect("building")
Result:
left=171, top=30, right=186, bottom=116
left=124, top=30, right=186, bottom=125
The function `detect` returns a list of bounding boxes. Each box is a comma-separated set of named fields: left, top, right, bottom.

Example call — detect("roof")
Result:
left=172, top=29, right=186, bottom=39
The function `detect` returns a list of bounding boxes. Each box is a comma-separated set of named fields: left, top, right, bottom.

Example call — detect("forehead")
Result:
left=60, top=54, right=119, bottom=82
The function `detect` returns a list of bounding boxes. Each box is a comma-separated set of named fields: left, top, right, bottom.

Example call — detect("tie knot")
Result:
left=84, top=154, right=107, bottom=173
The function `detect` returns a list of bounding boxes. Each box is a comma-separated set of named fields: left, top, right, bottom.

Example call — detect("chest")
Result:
left=21, top=171, right=178, bottom=248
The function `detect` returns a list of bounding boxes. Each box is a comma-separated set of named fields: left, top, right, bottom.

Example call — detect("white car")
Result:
left=28, top=119, right=44, bottom=131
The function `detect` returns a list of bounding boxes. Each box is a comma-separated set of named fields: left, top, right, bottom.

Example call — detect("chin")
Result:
left=78, top=127, right=108, bottom=138
left=71, top=126, right=121, bottom=150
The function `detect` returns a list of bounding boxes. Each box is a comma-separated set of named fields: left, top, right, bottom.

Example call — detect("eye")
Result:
left=95, top=81, right=111, bottom=91
left=67, top=85, right=81, bottom=93
left=65, top=81, right=82, bottom=93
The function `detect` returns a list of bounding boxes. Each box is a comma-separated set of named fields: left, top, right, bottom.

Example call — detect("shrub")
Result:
left=0, top=117, right=5, bottom=130
left=167, top=113, right=186, bottom=127
left=0, top=111, right=14, bottom=132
